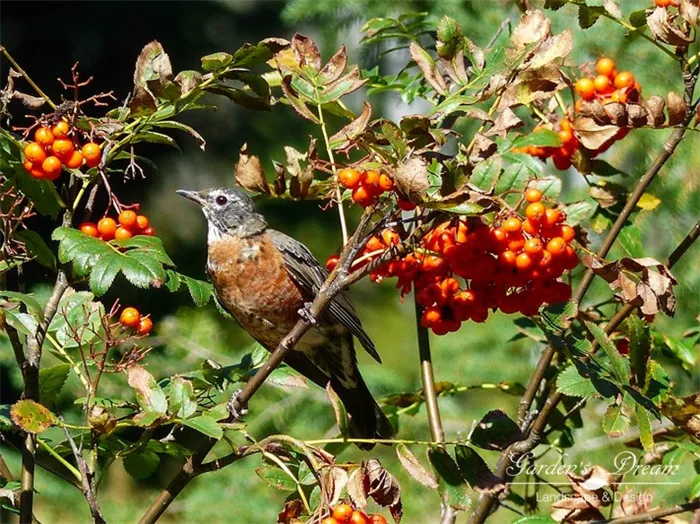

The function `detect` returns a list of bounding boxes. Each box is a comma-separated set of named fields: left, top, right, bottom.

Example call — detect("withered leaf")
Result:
left=666, top=91, right=687, bottom=126
left=604, top=102, right=628, bottom=127
left=235, top=143, right=269, bottom=194
left=328, top=101, right=371, bottom=150
left=578, top=99, right=611, bottom=125
left=454, top=445, right=505, bottom=494
left=626, top=104, right=649, bottom=128
left=409, top=42, right=448, bottom=96
left=497, top=65, right=564, bottom=109
left=469, top=134, right=497, bottom=164
left=347, top=468, right=369, bottom=509
left=393, top=156, right=430, bottom=203
left=603, top=0, right=623, bottom=19
left=661, top=393, right=700, bottom=438
left=366, top=459, right=402, bottom=523
left=612, top=489, right=655, bottom=518
left=644, top=95, right=666, bottom=127
left=291, top=33, right=321, bottom=70
left=130, top=86, right=157, bottom=116
left=285, top=140, right=316, bottom=199
left=277, top=499, right=303, bottom=524
left=273, top=161, right=286, bottom=195
left=572, top=117, right=619, bottom=150
left=327, top=466, right=349, bottom=507
left=174, top=70, right=203, bottom=97
left=12, top=91, right=45, bottom=109
left=470, top=410, right=524, bottom=451
left=396, top=444, right=438, bottom=489
left=525, top=30, right=573, bottom=70
left=512, top=10, right=551, bottom=49
left=319, top=45, right=347, bottom=83
left=647, top=7, right=693, bottom=46
left=485, top=108, right=523, bottom=139
left=680, top=0, right=699, bottom=25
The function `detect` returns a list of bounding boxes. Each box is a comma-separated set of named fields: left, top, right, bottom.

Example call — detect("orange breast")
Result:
left=207, top=233, right=305, bottom=348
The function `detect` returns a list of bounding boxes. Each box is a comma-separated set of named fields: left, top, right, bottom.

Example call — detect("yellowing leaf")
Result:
left=636, top=193, right=661, bottom=211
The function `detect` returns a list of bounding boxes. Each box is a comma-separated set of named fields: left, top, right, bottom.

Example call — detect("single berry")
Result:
left=64, top=150, right=84, bottom=169
left=321, top=519, right=340, bottom=524
left=24, top=159, right=45, bottom=179
left=593, top=74, right=611, bottom=93
left=525, top=202, right=546, bottom=223
left=82, top=143, right=101, bottom=167
left=326, top=255, right=339, bottom=272
left=350, top=511, right=369, bottom=524
left=332, top=504, right=354, bottom=524
left=378, top=173, right=394, bottom=192
left=559, top=224, right=576, bottom=243
left=79, top=222, right=99, bottom=238
left=34, top=127, right=54, bottom=146
left=136, top=215, right=149, bottom=230
left=119, top=307, right=141, bottom=328
left=596, top=57, right=616, bottom=77
left=137, top=317, right=153, bottom=335
left=369, top=516, right=388, bottom=524
left=525, top=188, right=542, bottom=203
left=575, top=77, right=595, bottom=100
left=97, top=217, right=117, bottom=240
left=352, top=185, right=375, bottom=207
left=51, top=121, right=70, bottom=138
left=558, top=129, right=573, bottom=144
left=142, top=226, right=156, bottom=237
left=524, top=237, right=543, bottom=256
left=338, top=168, right=361, bottom=189
left=24, top=142, right=47, bottom=164
left=362, top=170, right=380, bottom=189
left=614, top=71, right=635, bottom=89
left=503, top=217, right=522, bottom=234
left=41, top=156, right=62, bottom=180
left=544, top=208, right=562, bottom=228
left=546, top=237, right=567, bottom=256
left=51, top=138, right=74, bottom=160
left=114, top=226, right=133, bottom=240
left=118, top=210, right=138, bottom=229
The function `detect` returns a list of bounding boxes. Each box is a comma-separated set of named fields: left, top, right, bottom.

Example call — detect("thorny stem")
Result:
left=316, top=101, right=349, bottom=245
left=471, top=55, right=699, bottom=524
left=0, top=47, right=57, bottom=110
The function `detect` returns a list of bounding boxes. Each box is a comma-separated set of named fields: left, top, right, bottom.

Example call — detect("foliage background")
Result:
left=0, top=0, right=698, bottom=522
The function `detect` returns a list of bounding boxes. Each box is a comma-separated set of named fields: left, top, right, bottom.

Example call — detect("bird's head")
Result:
left=177, top=187, right=267, bottom=241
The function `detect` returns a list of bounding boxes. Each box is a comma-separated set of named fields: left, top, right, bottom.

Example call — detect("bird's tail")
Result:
left=332, top=376, right=395, bottom=450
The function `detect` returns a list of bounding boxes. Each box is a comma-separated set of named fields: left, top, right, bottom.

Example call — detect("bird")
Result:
left=177, top=187, right=395, bottom=446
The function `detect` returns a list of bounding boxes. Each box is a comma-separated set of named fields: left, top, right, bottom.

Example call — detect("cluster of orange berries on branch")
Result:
left=321, top=503, right=387, bottom=524
left=80, top=210, right=155, bottom=241
left=23, top=120, right=101, bottom=181
left=328, top=188, right=579, bottom=335
left=119, top=307, right=153, bottom=335
left=338, top=167, right=415, bottom=210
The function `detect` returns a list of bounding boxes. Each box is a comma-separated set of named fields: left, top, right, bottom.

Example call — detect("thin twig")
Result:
left=0, top=47, right=56, bottom=110
left=62, top=428, right=105, bottom=524
left=590, top=499, right=700, bottom=524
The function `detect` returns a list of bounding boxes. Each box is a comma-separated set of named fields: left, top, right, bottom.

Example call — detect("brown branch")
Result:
left=590, top=499, right=700, bottom=524
left=63, top=427, right=105, bottom=524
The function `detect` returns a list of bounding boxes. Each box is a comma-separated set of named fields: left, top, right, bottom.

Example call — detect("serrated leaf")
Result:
left=396, top=444, right=438, bottom=489
left=495, top=164, right=528, bottom=195
left=556, top=365, right=598, bottom=398
left=181, top=415, right=223, bottom=439
left=168, top=377, right=197, bottom=419
left=469, top=156, right=502, bottom=192
left=512, top=130, right=562, bottom=149
left=428, top=446, right=471, bottom=511
left=562, top=199, right=597, bottom=226
left=255, top=465, right=297, bottom=491
left=201, top=52, right=233, bottom=72
left=601, top=403, right=630, bottom=437
left=470, top=410, right=523, bottom=451
left=454, top=445, right=505, bottom=494
left=154, top=120, right=206, bottom=150
left=636, top=404, right=654, bottom=451
left=530, top=177, right=562, bottom=200
left=39, top=364, right=70, bottom=407
left=0, top=291, right=42, bottom=318
left=15, top=230, right=56, bottom=270
left=627, top=316, right=651, bottom=387
left=586, top=322, right=630, bottom=385
left=123, top=450, right=160, bottom=479
left=89, top=255, right=122, bottom=296
left=10, top=400, right=56, bottom=433
left=127, top=364, right=167, bottom=419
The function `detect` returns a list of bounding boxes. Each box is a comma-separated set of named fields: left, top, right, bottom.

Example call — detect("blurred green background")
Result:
left=1, top=0, right=698, bottom=522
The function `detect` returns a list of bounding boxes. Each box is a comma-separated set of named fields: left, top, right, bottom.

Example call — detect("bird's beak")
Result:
left=176, top=189, right=205, bottom=206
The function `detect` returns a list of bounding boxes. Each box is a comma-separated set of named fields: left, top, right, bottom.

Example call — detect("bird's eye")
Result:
left=215, top=195, right=228, bottom=206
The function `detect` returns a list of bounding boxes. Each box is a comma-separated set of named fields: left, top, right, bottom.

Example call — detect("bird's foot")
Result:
left=227, top=389, right=249, bottom=422
left=297, top=302, right=318, bottom=326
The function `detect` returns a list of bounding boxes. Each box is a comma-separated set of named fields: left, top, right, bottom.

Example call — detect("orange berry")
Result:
left=51, top=120, right=70, bottom=138
left=51, top=138, right=74, bottom=160
left=525, top=188, right=542, bottom=203
left=546, top=237, right=567, bottom=256
left=137, top=316, right=153, bottom=335
left=332, top=505, right=354, bottom=523
left=655, top=0, right=672, bottom=7
left=338, top=168, right=361, bottom=189
left=369, top=516, right=388, bottom=524
left=507, top=233, right=526, bottom=252
left=575, top=78, right=595, bottom=100
left=41, top=156, right=62, bottom=180
left=322, top=519, right=340, bottom=524
left=525, top=202, right=546, bottom=223
left=544, top=208, right=562, bottom=228
left=34, top=127, right=54, bottom=146
left=136, top=215, right=149, bottom=230
left=24, top=160, right=45, bottom=179
left=538, top=249, right=553, bottom=268
left=114, top=226, right=133, bottom=240
left=523, top=219, right=539, bottom=236
left=560, top=224, right=576, bottom=243
left=503, top=217, right=522, bottom=234
left=352, top=185, right=376, bottom=207
left=560, top=119, right=572, bottom=132
left=575, top=99, right=583, bottom=112
left=120, top=307, right=141, bottom=328
left=97, top=217, right=117, bottom=240
left=326, top=254, right=339, bottom=272
left=82, top=143, right=101, bottom=167
left=516, top=252, right=533, bottom=270
left=350, top=511, right=369, bottom=524
left=79, top=222, right=99, bottom=238
left=596, top=57, right=616, bottom=77
left=593, top=74, right=611, bottom=93
left=362, top=170, right=380, bottom=188
left=558, top=129, right=573, bottom=144
left=498, top=250, right=517, bottom=267
left=118, top=210, right=138, bottom=229
left=524, top=237, right=543, bottom=256
left=64, top=150, right=84, bottom=169
left=614, top=71, right=635, bottom=90
left=142, top=226, right=156, bottom=237
left=24, top=142, right=46, bottom=164
left=366, top=236, right=385, bottom=252
left=378, top=173, right=394, bottom=192
left=421, top=307, right=442, bottom=327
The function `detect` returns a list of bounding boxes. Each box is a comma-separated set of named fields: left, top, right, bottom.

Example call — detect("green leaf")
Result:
left=201, top=52, right=233, bottom=72
left=562, top=199, right=597, bottom=226
left=127, top=364, right=168, bottom=419
left=89, top=256, right=122, bottom=296
left=168, top=377, right=197, bottom=419
left=10, top=400, right=56, bottom=433
left=512, top=130, right=562, bottom=149
left=0, top=291, right=42, bottom=318
left=556, top=365, right=598, bottom=399
left=255, top=465, right=297, bottom=491
left=428, top=446, right=472, bottom=511
left=39, top=364, right=70, bottom=407
left=206, top=83, right=270, bottom=111
left=454, top=445, right=503, bottom=492
left=690, top=476, right=700, bottom=500
left=601, top=403, right=630, bottom=437
left=636, top=404, right=654, bottom=451
left=578, top=4, right=605, bottom=28
left=181, top=415, right=223, bottom=439
left=15, top=230, right=56, bottom=270
left=231, top=39, right=288, bottom=68
left=661, top=335, right=695, bottom=369
left=617, top=225, right=644, bottom=258
left=495, top=164, right=528, bottom=195
left=469, top=157, right=502, bottom=192
left=629, top=9, right=648, bottom=28
left=164, top=271, right=213, bottom=307
left=586, top=321, right=630, bottom=385
left=326, top=384, right=348, bottom=436
left=123, top=450, right=160, bottom=479
left=591, top=159, right=631, bottom=178
left=627, top=316, right=651, bottom=387
left=470, top=410, right=523, bottom=451
left=132, top=131, right=180, bottom=148
left=153, top=120, right=206, bottom=150
left=530, top=177, right=562, bottom=200
left=512, top=516, right=557, bottom=524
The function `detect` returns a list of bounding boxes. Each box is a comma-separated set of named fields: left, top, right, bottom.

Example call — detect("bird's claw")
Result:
left=227, top=389, right=248, bottom=422
left=298, top=302, right=318, bottom=326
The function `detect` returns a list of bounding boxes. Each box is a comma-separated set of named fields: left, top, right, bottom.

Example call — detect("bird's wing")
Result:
left=267, top=229, right=382, bottom=364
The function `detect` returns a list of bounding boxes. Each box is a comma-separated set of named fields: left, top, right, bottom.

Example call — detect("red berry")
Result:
left=79, top=222, right=99, bottom=238
left=119, top=307, right=140, bottom=328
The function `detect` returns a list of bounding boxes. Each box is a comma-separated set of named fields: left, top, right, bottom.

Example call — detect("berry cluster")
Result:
left=23, top=120, right=101, bottom=181
left=654, top=0, right=678, bottom=7
left=514, top=57, right=637, bottom=170
left=119, top=307, right=153, bottom=335
left=322, top=503, right=387, bottom=524
left=338, top=168, right=415, bottom=210
left=80, top=210, right=155, bottom=241
left=330, top=189, right=579, bottom=335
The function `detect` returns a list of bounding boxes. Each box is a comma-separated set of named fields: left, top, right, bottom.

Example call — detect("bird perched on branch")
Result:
left=177, top=187, right=394, bottom=447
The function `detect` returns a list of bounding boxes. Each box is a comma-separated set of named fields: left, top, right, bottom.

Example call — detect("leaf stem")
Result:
left=0, top=47, right=57, bottom=110
left=36, top=438, right=82, bottom=483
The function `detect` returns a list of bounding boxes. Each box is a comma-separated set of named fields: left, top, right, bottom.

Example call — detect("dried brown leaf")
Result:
left=235, top=143, right=269, bottom=194
left=347, top=468, right=369, bottom=509
left=320, top=45, right=347, bottom=83
left=12, top=91, right=45, bottom=109
left=645, top=95, right=666, bottom=127
left=285, top=140, right=316, bottom=199
left=409, top=42, right=448, bottom=96
left=680, top=0, right=699, bottom=25
left=512, top=10, right=551, bottom=49
left=604, top=0, right=624, bottom=18
left=329, top=101, right=371, bottom=150
left=393, top=156, right=429, bottom=203
left=396, top=444, right=438, bottom=489
left=366, top=459, right=402, bottom=523
left=627, top=104, right=649, bottom=128
left=647, top=7, right=693, bottom=46
left=327, top=466, right=349, bottom=507
left=604, top=102, right=628, bottom=127
left=526, top=30, right=573, bottom=70
left=666, top=91, right=687, bottom=126
left=661, top=393, right=700, bottom=438
left=497, top=65, right=564, bottom=109
left=469, top=133, right=497, bottom=164
left=277, top=499, right=303, bottom=524
left=578, top=99, right=611, bottom=125
left=572, top=117, right=619, bottom=150
left=291, top=33, right=321, bottom=70
left=613, top=489, right=655, bottom=518
left=485, top=108, right=523, bottom=139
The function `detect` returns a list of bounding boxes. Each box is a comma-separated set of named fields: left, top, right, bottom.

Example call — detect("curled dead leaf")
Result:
left=329, top=101, right=371, bottom=150
left=680, top=0, right=699, bottom=25
left=578, top=99, right=611, bottom=126
left=644, top=95, right=666, bottom=127
left=604, top=102, right=628, bottom=127
left=512, top=10, right=551, bottom=49
left=393, top=156, right=430, bottom=203
left=366, top=459, right=402, bottom=523
left=291, top=33, right=321, bottom=70
left=469, top=134, right=497, bottom=164
left=409, top=42, right=448, bottom=96
left=647, top=7, right=693, bottom=46
left=572, top=117, right=619, bottom=150
left=485, top=108, right=523, bottom=139
left=666, top=92, right=687, bottom=126
left=320, top=45, right=348, bottom=83
left=626, top=104, right=649, bottom=128
left=235, top=143, right=270, bottom=194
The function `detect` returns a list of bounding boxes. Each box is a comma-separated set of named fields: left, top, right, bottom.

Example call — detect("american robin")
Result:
left=177, top=187, right=394, bottom=445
